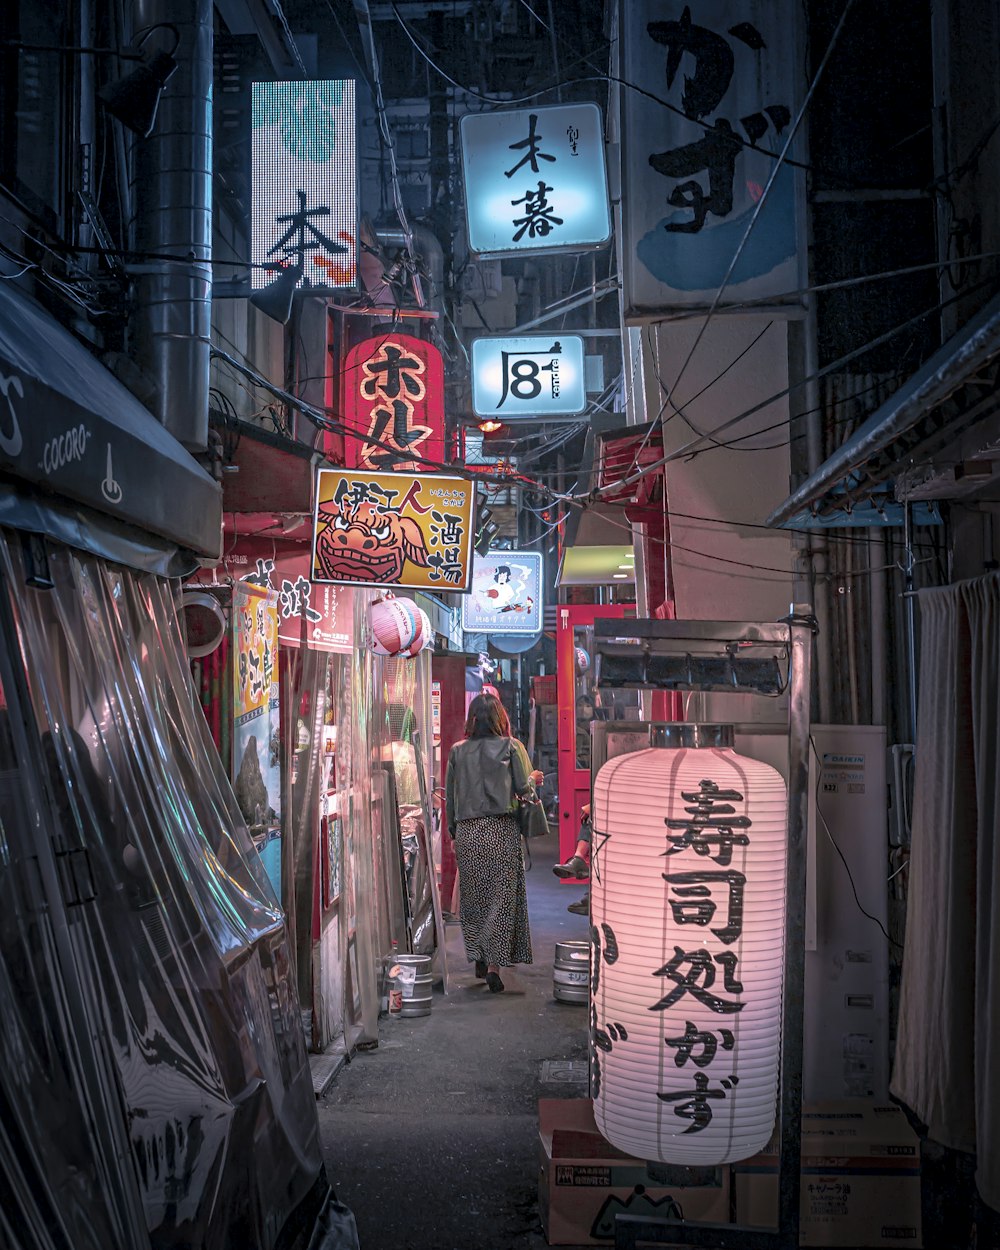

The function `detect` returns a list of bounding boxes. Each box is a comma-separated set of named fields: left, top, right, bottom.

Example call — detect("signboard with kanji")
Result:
left=461, top=102, right=611, bottom=257
left=343, top=333, right=445, bottom=471
left=311, top=469, right=475, bottom=590
left=251, top=79, right=357, bottom=291
left=471, top=334, right=586, bottom=417
left=462, top=550, right=543, bottom=635
left=620, top=2, right=805, bottom=317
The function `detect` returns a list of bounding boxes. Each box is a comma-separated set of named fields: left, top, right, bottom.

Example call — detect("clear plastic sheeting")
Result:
left=0, top=528, right=327, bottom=1249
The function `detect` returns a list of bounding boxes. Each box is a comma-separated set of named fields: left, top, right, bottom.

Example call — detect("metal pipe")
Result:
left=803, top=304, right=833, bottom=723
left=377, top=223, right=441, bottom=315
left=869, top=529, right=887, bottom=724
left=128, top=0, right=212, bottom=452
left=903, top=501, right=919, bottom=738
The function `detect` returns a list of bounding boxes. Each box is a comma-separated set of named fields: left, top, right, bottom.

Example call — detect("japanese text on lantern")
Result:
left=311, top=468, right=475, bottom=591
left=590, top=777, right=753, bottom=1133
left=343, top=334, right=445, bottom=473
left=654, top=779, right=751, bottom=1132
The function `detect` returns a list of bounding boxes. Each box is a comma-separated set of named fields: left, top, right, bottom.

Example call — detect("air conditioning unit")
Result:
left=804, top=724, right=890, bottom=1101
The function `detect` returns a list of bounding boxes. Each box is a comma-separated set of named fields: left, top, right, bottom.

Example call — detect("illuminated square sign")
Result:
left=471, top=334, right=586, bottom=417
left=461, top=102, right=611, bottom=257
left=462, top=551, right=542, bottom=635
left=311, top=469, right=475, bottom=590
left=252, top=80, right=357, bottom=290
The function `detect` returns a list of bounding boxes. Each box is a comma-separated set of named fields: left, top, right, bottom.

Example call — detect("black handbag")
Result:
left=509, top=738, right=549, bottom=839
left=518, top=794, right=549, bottom=839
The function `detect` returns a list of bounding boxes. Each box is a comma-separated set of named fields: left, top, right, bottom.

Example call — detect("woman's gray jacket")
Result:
left=445, top=736, right=536, bottom=834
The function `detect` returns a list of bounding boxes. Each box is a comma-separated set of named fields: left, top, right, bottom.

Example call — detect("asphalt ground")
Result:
left=317, top=826, right=596, bottom=1250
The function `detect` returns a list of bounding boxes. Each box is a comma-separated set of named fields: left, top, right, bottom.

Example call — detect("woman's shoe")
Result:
left=474, top=960, right=487, bottom=979
left=485, top=971, right=505, bottom=993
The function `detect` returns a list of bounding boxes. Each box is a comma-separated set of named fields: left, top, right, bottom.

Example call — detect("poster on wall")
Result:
left=322, top=814, right=341, bottom=909
left=311, top=468, right=476, bottom=590
left=620, top=1, right=805, bottom=317
left=462, top=550, right=542, bottom=635
left=251, top=79, right=357, bottom=291
left=343, top=333, right=445, bottom=472
left=232, top=582, right=282, bottom=894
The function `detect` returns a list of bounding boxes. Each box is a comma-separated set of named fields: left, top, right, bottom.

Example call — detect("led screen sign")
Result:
left=461, top=102, right=611, bottom=257
left=462, top=550, right=543, bottom=636
left=251, top=80, right=357, bottom=291
left=343, top=333, right=445, bottom=472
left=311, top=469, right=475, bottom=591
left=471, top=334, right=586, bottom=417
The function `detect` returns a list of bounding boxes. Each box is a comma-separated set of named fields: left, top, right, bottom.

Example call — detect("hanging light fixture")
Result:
left=590, top=726, right=788, bottom=1165
left=5, top=24, right=179, bottom=140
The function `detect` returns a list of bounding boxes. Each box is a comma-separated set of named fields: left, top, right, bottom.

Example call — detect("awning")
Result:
left=0, top=281, right=221, bottom=562
left=767, top=291, right=1000, bottom=528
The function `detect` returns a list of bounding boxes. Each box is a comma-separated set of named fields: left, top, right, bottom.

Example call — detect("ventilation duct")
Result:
left=128, top=0, right=212, bottom=452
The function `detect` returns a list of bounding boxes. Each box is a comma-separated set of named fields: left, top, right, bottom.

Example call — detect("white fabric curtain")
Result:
left=891, top=572, right=1000, bottom=1210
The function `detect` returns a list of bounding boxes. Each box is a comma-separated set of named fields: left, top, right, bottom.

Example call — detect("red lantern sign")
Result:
left=343, top=333, right=445, bottom=473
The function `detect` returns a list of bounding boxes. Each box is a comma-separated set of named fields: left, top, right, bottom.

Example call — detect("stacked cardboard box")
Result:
left=539, top=1099, right=921, bottom=1247
left=538, top=1099, right=730, bottom=1246
left=734, top=1101, right=922, bottom=1247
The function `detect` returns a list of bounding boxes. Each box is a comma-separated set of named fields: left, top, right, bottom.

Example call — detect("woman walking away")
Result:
left=445, top=693, right=542, bottom=993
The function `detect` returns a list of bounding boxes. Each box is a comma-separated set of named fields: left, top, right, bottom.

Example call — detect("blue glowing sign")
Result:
left=471, top=334, right=586, bottom=418
left=251, top=80, right=357, bottom=291
left=462, top=551, right=543, bottom=636
left=461, top=103, right=611, bottom=257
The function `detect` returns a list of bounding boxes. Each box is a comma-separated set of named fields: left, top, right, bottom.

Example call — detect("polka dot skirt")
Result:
left=454, top=813, right=533, bottom=968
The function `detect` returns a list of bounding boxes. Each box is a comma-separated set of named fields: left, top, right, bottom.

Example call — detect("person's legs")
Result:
left=554, top=814, right=592, bottom=879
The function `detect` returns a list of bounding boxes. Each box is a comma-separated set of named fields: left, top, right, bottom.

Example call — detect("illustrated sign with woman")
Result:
left=461, top=549, right=542, bottom=636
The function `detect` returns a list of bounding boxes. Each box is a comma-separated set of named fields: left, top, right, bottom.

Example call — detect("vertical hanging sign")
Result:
left=232, top=582, right=282, bottom=893
left=461, top=102, right=611, bottom=257
left=251, top=79, right=358, bottom=291
left=343, top=333, right=445, bottom=472
left=620, top=2, right=804, bottom=317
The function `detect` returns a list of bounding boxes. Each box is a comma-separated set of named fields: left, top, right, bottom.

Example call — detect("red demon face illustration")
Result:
left=315, top=497, right=431, bottom=583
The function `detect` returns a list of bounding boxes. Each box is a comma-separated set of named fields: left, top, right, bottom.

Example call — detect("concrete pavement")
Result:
left=317, top=827, right=594, bottom=1250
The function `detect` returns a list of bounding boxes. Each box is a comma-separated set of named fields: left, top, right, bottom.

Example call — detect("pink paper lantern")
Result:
left=591, top=739, right=788, bottom=1165
left=368, top=596, right=421, bottom=656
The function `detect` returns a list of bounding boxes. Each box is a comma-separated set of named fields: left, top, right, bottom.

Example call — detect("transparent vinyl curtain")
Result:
left=0, top=530, right=323, bottom=1249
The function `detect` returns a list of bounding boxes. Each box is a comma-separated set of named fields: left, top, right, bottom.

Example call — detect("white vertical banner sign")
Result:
left=591, top=745, right=788, bottom=1164
left=620, top=1, right=805, bottom=318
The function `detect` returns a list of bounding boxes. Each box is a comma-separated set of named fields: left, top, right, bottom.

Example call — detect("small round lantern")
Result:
left=402, top=606, right=432, bottom=656
left=590, top=726, right=787, bottom=1165
left=575, top=647, right=591, bottom=674
left=368, top=595, right=421, bottom=657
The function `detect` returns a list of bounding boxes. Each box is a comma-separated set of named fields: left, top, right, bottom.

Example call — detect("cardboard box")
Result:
left=734, top=1101, right=922, bottom=1247
left=538, top=1099, right=730, bottom=1245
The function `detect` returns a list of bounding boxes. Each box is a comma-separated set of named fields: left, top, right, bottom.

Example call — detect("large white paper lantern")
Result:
left=590, top=729, right=787, bottom=1165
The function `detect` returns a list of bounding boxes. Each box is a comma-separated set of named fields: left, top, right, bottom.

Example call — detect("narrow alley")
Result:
left=318, top=828, right=591, bottom=1250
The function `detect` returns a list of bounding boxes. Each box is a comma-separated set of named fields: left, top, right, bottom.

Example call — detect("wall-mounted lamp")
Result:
left=249, top=261, right=304, bottom=325
left=4, top=24, right=179, bottom=139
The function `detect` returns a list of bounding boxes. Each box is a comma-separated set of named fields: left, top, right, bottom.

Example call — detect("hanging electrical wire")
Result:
left=567, top=271, right=1000, bottom=506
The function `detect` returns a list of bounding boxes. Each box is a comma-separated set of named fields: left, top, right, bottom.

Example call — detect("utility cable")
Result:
left=569, top=271, right=1000, bottom=505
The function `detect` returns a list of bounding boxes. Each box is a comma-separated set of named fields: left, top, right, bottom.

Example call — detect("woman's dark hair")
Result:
left=464, top=692, right=511, bottom=739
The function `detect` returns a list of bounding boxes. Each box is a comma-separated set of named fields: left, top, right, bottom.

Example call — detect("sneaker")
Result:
left=567, top=892, right=590, bottom=915
left=553, top=854, right=590, bottom=881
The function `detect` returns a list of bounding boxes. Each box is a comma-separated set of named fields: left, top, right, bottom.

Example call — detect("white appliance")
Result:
left=803, top=725, right=889, bottom=1100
